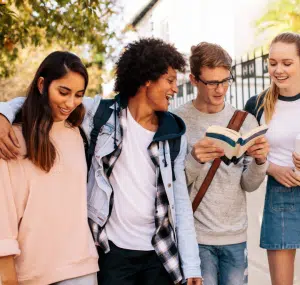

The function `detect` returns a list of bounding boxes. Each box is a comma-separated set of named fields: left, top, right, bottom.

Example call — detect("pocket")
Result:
left=270, top=186, right=295, bottom=212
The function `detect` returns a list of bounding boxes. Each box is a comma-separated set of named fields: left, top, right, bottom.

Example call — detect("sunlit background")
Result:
left=1, top=0, right=300, bottom=283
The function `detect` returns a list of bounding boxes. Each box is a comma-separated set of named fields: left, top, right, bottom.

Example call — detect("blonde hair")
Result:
left=257, top=32, right=300, bottom=123
left=189, top=42, right=232, bottom=80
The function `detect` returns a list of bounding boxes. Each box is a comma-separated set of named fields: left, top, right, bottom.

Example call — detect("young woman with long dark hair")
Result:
left=0, top=51, right=98, bottom=285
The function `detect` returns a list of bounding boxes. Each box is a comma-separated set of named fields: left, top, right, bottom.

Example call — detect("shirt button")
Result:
left=168, top=183, right=172, bottom=188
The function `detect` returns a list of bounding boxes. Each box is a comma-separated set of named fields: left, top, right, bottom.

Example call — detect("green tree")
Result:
left=256, top=0, right=300, bottom=37
left=0, top=0, right=117, bottom=77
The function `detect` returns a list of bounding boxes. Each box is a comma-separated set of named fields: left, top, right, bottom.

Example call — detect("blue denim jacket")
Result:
left=0, top=95, right=201, bottom=280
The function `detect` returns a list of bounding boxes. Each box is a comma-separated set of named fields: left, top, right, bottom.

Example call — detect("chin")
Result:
left=154, top=104, right=168, bottom=112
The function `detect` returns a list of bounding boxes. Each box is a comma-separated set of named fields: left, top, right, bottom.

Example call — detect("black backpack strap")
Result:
left=245, top=89, right=268, bottom=125
left=87, top=98, right=115, bottom=170
left=168, top=137, right=181, bottom=181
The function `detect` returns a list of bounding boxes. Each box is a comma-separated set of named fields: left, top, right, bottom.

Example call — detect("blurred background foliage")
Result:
left=256, top=0, right=300, bottom=37
left=0, top=0, right=119, bottom=99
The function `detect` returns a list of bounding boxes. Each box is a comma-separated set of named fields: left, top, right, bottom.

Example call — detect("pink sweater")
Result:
left=0, top=122, right=98, bottom=285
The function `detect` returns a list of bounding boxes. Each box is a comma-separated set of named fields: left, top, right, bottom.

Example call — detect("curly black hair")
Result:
left=114, top=38, right=186, bottom=100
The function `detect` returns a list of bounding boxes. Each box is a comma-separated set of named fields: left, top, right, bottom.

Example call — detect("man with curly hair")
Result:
left=0, top=38, right=202, bottom=285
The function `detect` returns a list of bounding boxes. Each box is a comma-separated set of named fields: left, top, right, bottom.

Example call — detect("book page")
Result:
left=205, top=124, right=268, bottom=165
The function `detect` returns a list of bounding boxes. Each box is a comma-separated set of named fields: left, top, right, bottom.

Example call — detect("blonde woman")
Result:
left=245, top=32, right=300, bottom=285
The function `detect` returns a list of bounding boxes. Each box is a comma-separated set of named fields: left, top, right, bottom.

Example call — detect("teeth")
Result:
left=166, top=95, right=172, bottom=100
left=59, top=107, right=71, bottom=114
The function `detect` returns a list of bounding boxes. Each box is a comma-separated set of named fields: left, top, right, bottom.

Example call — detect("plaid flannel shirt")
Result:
left=89, top=107, right=183, bottom=284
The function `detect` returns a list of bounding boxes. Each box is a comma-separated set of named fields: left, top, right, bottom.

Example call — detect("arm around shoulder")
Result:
left=0, top=97, right=25, bottom=124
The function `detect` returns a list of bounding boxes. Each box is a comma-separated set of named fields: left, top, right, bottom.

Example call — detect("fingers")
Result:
left=0, top=141, right=16, bottom=160
left=192, top=138, right=224, bottom=163
left=247, top=137, right=269, bottom=160
left=9, top=128, right=20, bottom=148
left=0, top=149, right=7, bottom=160
left=293, top=152, right=300, bottom=169
left=2, top=135, right=19, bottom=158
left=278, top=169, right=299, bottom=187
left=0, top=115, right=19, bottom=159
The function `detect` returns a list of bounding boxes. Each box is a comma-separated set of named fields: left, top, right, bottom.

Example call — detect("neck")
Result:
left=280, top=85, right=300, bottom=97
left=127, top=90, right=158, bottom=132
left=193, top=93, right=225, bottom=114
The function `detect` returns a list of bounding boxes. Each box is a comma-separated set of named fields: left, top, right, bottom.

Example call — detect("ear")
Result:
left=145, top=80, right=151, bottom=87
left=189, top=73, right=198, bottom=86
left=37, top=77, right=44, bottom=94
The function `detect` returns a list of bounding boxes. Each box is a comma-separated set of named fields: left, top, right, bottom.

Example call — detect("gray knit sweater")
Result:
left=174, top=101, right=268, bottom=245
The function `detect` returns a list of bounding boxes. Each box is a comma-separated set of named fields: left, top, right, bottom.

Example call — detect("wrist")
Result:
left=255, top=157, right=266, bottom=165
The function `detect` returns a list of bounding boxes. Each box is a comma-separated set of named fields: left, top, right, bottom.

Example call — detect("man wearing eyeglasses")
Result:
left=174, top=42, right=269, bottom=285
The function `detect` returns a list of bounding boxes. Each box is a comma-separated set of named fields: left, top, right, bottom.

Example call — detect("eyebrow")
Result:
left=269, top=58, right=294, bottom=61
left=59, top=86, right=85, bottom=93
left=205, top=76, right=231, bottom=83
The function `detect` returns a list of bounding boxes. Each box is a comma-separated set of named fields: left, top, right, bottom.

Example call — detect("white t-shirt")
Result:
left=263, top=94, right=300, bottom=167
left=105, top=108, right=157, bottom=250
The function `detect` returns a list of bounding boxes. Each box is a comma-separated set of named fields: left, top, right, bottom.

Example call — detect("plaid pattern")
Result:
left=148, top=142, right=183, bottom=284
left=91, top=107, right=182, bottom=284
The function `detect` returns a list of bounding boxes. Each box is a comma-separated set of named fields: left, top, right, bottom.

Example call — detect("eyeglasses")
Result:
left=196, top=74, right=234, bottom=89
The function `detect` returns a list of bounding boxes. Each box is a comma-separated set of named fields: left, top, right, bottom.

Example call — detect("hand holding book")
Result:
left=191, top=137, right=225, bottom=164
left=204, top=124, right=269, bottom=165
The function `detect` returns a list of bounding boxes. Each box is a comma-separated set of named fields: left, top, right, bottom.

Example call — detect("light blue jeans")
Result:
left=198, top=242, right=248, bottom=285
left=51, top=273, right=98, bottom=285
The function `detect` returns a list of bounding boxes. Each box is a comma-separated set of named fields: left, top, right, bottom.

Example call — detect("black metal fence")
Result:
left=169, top=48, right=271, bottom=110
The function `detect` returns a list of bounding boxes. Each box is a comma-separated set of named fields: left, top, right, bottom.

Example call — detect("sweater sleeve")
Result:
left=240, top=114, right=268, bottom=192
left=185, top=152, right=208, bottom=187
left=0, top=130, right=28, bottom=257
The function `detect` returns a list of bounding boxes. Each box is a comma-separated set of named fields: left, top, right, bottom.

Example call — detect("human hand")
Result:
left=187, top=277, right=203, bottom=285
left=191, top=138, right=224, bottom=163
left=0, top=255, right=18, bottom=285
left=0, top=114, right=19, bottom=160
left=268, top=162, right=300, bottom=187
left=246, top=136, right=269, bottom=165
left=292, top=152, right=300, bottom=171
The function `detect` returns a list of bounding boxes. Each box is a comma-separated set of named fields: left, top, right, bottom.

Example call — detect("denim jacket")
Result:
left=0, top=95, right=201, bottom=281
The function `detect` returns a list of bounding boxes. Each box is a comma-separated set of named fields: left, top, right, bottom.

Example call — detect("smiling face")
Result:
left=145, top=67, right=178, bottom=112
left=268, top=42, right=300, bottom=95
left=38, top=71, right=85, bottom=122
left=190, top=66, right=230, bottom=112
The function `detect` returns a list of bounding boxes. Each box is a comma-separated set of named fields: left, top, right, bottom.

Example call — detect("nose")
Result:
left=65, top=96, right=75, bottom=109
left=172, top=83, right=178, bottom=94
left=215, top=83, right=226, bottom=94
left=274, top=64, right=284, bottom=74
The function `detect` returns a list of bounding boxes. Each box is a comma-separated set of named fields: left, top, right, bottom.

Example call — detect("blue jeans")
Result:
left=198, top=242, right=248, bottom=285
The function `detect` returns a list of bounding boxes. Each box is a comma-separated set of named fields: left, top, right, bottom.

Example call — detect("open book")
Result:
left=205, top=124, right=268, bottom=165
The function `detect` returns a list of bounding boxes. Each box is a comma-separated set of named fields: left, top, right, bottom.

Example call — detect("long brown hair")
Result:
left=14, top=51, right=88, bottom=172
left=257, top=32, right=300, bottom=123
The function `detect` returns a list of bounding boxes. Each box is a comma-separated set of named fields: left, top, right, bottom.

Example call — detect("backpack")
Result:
left=244, top=89, right=268, bottom=125
left=80, top=99, right=181, bottom=181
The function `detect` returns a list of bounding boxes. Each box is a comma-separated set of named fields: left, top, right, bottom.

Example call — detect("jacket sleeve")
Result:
left=81, top=95, right=103, bottom=139
left=240, top=114, right=268, bottom=192
left=0, top=158, right=27, bottom=257
left=173, top=135, right=202, bottom=280
left=0, top=97, right=25, bottom=123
